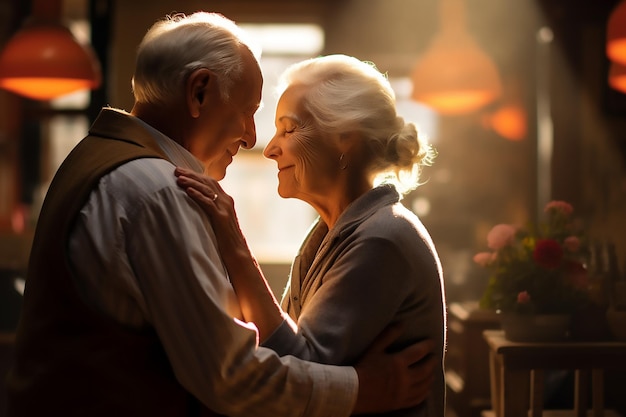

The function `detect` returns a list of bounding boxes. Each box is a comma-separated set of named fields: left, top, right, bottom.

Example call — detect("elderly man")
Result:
left=6, top=11, right=435, bottom=417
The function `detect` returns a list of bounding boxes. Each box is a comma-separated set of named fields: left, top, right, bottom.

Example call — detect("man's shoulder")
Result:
left=101, top=157, right=180, bottom=200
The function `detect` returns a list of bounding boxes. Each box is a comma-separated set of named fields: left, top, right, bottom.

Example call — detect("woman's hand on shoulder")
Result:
left=174, top=167, right=247, bottom=253
left=175, top=167, right=230, bottom=215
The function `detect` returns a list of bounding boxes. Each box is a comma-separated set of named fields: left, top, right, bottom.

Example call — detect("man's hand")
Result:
left=352, top=324, right=436, bottom=414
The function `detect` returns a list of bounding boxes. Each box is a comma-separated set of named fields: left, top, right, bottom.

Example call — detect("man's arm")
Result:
left=353, top=326, right=436, bottom=414
left=71, top=161, right=355, bottom=416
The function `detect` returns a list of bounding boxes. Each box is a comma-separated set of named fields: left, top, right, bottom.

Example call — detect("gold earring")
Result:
left=339, top=153, right=348, bottom=170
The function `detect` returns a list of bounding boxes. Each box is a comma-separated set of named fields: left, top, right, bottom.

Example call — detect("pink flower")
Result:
left=517, top=291, right=531, bottom=304
left=533, top=239, right=564, bottom=269
left=544, top=201, right=573, bottom=216
left=563, top=236, right=581, bottom=252
left=487, top=224, right=517, bottom=250
left=473, top=252, right=495, bottom=266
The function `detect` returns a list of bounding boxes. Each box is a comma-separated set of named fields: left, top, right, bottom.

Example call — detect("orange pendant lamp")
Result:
left=0, top=0, right=101, bottom=101
left=607, top=0, right=626, bottom=65
left=482, top=77, right=527, bottom=141
left=411, top=0, right=502, bottom=115
left=608, top=61, right=626, bottom=93
left=484, top=105, right=527, bottom=141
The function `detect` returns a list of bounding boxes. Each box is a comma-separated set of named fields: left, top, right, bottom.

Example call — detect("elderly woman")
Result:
left=177, top=54, right=446, bottom=416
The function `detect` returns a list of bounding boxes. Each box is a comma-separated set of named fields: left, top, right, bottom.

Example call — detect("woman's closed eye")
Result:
left=283, top=122, right=299, bottom=135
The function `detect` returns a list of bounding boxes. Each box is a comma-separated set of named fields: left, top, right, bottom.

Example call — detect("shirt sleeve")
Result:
left=69, top=158, right=358, bottom=417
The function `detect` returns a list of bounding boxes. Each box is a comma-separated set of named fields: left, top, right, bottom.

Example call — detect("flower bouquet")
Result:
left=474, top=201, right=589, bottom=316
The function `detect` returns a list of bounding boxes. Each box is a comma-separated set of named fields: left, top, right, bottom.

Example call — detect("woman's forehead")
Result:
left=276, top=85, right=311, bottom=122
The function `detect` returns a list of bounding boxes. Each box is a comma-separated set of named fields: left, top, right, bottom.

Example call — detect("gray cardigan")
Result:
left=264, top=184, right=447, bottom=417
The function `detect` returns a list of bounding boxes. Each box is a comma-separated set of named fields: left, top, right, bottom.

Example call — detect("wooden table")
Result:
left=482, top=330, right=626, bottom=417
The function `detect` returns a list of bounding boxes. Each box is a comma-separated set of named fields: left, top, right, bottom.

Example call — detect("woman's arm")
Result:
left=175, top=167, right=439, bottom=410
left=175, top=167, right=291, bottom=341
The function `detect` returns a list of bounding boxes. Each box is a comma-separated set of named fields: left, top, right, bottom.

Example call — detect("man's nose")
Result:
left=241, top=119, right=257, bottom=149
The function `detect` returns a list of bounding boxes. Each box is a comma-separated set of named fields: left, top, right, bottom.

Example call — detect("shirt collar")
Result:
left=129, top=111, right=205, bottom=174
left=92, top=107, right=204, bottom=174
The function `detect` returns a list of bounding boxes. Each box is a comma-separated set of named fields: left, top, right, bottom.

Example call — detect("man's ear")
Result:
left=186, top=68, right=214, bottom=118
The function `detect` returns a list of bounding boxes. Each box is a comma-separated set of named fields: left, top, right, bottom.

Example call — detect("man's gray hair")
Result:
left=132, top=12, right=261, bottom=104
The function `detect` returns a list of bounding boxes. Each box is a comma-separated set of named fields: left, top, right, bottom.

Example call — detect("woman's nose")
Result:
left=263, top=135, right=280, bottom=159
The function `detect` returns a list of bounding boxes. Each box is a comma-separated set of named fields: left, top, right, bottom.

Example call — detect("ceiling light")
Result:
left=607, top=0, right=626, bottom=65
left=411, top=0, right=502, bottom=115
left=609, top=61, right=626, bottom=94
left=0, top=0, right=101, bottom=101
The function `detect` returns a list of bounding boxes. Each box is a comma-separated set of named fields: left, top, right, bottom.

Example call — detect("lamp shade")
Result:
left=0, top=23, right=101, bottom=100
left=411, top=34, right=502, bottom=115
left=411, top=0, right=501, bottom=115
left=607, top=0, right=626, bottom=65
left=609, top=61, right=626, bottom=93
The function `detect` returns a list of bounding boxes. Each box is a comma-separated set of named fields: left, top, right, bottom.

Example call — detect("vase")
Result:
left=500, top=313, right=571, bottom=343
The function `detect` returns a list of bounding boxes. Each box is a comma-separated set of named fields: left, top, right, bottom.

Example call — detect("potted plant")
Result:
left=473, top=201, right=590, bottom=342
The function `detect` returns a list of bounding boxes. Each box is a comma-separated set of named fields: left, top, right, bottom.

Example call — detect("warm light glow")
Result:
left=240, top=23, right=324, bottom=56
left=416, top=89, right=498, bottom=116
left=607, top=0, right=626, bottom=65
left=608, top=61, right=626, bottom=94
left=484, top=105, right=528, bottom=141
left=11, top=205, right=25, bottom=234
left=411, top=0, right=501, bottom=115
left=0, top=24, right=101, bottom=100
left=411, top=197, right=432, bottom=217
left=0, top=78, right=96, bottom=101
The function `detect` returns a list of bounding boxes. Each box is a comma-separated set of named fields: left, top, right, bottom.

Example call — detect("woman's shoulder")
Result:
left=362, top=201, right=423, bottom=235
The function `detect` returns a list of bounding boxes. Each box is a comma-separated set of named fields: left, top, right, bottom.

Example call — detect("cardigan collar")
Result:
left=302, top=184, right=401, bottom=263
left=328, top=183, right=400, bottom=239
left=286, top=184, right=402, bottom=317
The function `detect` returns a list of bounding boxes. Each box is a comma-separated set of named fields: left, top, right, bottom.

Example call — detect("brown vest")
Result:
left=6, top=113, right=217, bottom=417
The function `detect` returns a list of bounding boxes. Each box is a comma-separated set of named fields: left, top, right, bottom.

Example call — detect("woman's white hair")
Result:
left=132, top=12, right=261, bottom=105
left=276, top=54, right=435, bottom=194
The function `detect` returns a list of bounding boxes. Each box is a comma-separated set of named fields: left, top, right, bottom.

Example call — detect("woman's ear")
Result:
left=185, top=68, right=213, bottom=118
left=338, top=130, right=361, bottom=153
